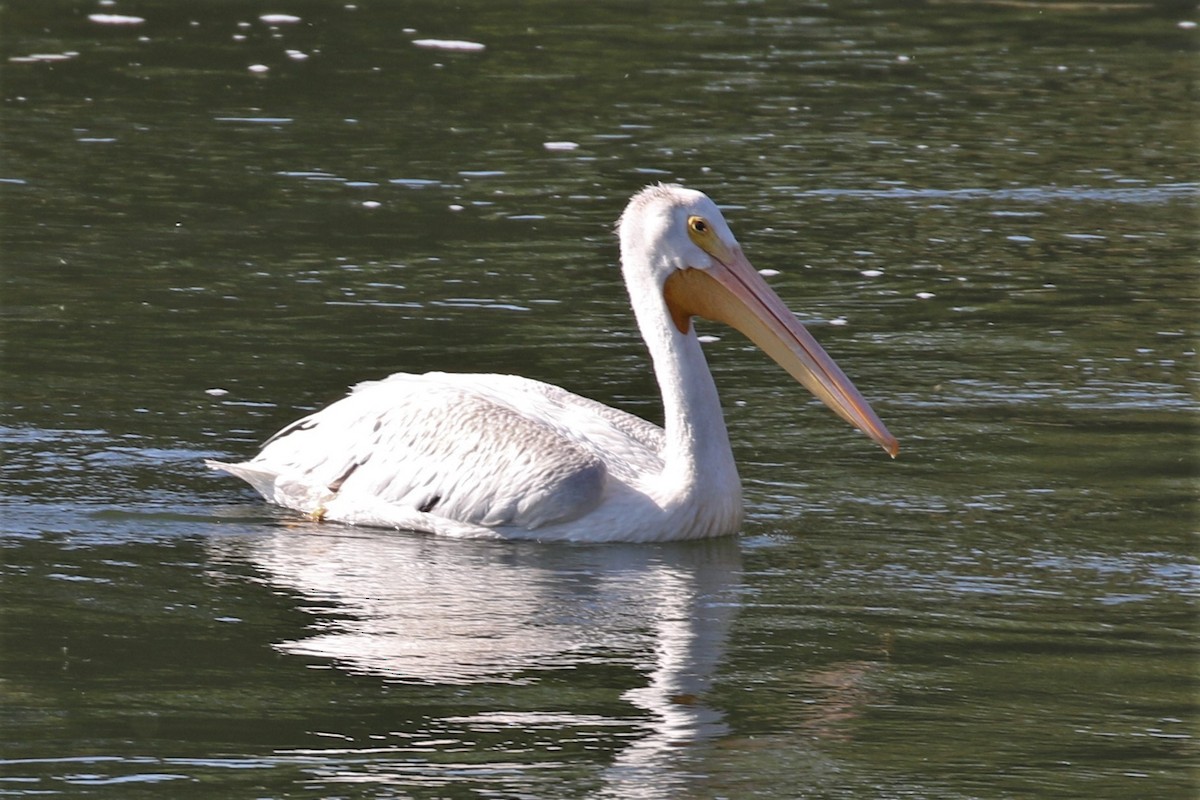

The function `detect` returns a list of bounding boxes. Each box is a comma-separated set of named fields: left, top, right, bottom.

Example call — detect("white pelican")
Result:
left=207, top=184, right=897, bottom=542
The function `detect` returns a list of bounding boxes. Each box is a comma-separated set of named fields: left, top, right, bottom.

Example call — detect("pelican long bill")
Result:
left=662, top=244, right=899, bottom=458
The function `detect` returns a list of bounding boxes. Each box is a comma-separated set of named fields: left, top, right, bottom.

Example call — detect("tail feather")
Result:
left=205, top=459, right=282, bottom=502
left=206, top=459, right=496, bottom=537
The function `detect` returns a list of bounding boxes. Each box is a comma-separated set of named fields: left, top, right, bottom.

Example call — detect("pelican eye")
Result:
left=686, top=215, right=715, bottom=250
left=684, top=213, right=730, bottom=264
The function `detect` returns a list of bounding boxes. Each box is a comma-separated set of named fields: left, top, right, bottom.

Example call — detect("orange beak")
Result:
left=663, top=244, right=898, bottom=458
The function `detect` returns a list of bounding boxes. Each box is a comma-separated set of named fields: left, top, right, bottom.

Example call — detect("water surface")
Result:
left=2, top=2, right=1196, bottom=798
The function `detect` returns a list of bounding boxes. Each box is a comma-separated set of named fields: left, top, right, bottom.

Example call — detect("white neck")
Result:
left=625, top=269, right=743, bottom=530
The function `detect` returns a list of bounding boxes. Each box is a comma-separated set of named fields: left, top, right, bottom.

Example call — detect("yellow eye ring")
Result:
left=688, top=216, right=709, bottom=234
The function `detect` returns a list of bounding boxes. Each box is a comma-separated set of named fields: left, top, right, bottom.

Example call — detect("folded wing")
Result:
left=208, top=372, right=665, bottom=532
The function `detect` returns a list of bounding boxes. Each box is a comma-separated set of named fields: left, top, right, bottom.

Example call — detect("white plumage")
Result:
left=208, top=185, right=897, bottom=542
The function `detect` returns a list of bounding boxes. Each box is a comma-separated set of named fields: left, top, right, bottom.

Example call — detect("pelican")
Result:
left=207, top=184, right=897, bottom=542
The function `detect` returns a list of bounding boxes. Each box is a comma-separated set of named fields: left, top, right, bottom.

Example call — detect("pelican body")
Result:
left=208, top=185, right=897, bottom=542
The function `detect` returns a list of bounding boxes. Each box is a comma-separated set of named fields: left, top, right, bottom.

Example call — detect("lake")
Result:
left=1, top=2, right=1196, bottom=798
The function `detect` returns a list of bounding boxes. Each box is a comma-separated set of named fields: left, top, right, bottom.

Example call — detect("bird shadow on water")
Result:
left=205, top=525, right=748, bottom=796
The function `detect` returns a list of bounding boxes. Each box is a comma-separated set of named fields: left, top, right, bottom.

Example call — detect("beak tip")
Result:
left=874, top=433, right=899, bottom=459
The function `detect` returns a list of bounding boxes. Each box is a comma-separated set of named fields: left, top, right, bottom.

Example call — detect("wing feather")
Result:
left=208, top=372, right=664, bottom=532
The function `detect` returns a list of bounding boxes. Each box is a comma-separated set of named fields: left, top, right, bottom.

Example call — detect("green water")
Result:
left=2, top=2, right=1196, bottom=797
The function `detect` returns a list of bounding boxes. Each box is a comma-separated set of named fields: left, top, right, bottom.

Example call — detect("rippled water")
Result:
left=2, top=2, right=1197, bottom=798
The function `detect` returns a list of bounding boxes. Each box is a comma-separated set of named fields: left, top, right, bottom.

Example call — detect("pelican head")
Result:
left=619, top=184, right=898, bottom=457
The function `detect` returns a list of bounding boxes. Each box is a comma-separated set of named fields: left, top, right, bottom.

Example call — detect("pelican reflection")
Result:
left=210, top=528, right=742, bottom=793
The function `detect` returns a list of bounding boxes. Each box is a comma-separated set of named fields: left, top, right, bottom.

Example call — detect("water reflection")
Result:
left=211, top=529, right=741, bottom=794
